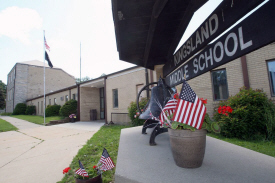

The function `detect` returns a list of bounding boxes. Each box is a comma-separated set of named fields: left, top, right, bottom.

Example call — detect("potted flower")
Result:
left=158, top=80, right=227, bottom=168
left=69, top=114, right=76, bottom=122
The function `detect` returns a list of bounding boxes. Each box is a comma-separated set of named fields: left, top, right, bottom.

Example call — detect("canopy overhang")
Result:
left=112, top=0, right=208, bottom=70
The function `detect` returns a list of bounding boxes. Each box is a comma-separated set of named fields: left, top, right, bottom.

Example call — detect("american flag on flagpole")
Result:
left=159, top=98, right=178, bottom=122
left=99, top=148, right=115, bottom=171
left=75, top=160, right=89, bottom=177
left=44, top=36, right=50, bottom=51
left=172, top=80, right=206, bottom=129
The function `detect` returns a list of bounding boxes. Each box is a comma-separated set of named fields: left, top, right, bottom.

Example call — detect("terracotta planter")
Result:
left=75, top=174, right=102, bottom=183
left=168, top=128, right=207, bottom=168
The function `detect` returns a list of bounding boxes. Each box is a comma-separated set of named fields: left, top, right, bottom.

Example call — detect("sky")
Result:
left=0, top=0, right=225, bottom=84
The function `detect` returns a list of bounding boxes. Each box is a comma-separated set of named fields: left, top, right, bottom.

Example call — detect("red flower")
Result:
left=63, top=167, right=71, bottom=174
left=93, top=165, right=97, bottom=169
left=200, top=98, right=207, bottom=104
left=174, top=93, right=179, bottom=99
left=218, top=106, right=222, bottom=114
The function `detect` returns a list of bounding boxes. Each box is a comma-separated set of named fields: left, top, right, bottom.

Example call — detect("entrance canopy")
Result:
left=112, top=0, right=208, bottom=70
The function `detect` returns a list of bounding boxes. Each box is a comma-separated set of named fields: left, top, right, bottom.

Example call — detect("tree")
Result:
left=75, top=76, right=93, bottom=84
left=0, top=80, right=6, bottom=109
left=0, top=88, right=5, bottom=109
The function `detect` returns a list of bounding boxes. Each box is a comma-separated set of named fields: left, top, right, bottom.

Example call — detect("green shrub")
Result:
left=214, top=87, right=275, bottom=140
left=25, top=105, right=36, bottom=115
left=59, top=100, right=77, bottom=117
left=45, top=105, right=61, bottom=117
left=13, top=103, right=27, bottom=115
left=128, top=97, right=148, bottom=126
left=0, top=112, right=12, bottom=116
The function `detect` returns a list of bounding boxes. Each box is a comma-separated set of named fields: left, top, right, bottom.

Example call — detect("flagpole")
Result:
left=80, top=42, right=81, bottom=83
left=43, top=30, right=46, bottom=125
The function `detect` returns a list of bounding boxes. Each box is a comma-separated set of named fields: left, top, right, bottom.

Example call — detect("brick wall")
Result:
left=80, top=87, right=100, bottom=121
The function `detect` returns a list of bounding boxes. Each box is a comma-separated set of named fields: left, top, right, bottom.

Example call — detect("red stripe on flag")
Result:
left=197, top=107, right=207, bottom=129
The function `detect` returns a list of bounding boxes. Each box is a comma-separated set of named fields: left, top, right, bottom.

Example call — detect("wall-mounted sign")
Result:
left=165, top=0, right=275, bottom=87
left=163, top=0, right=264, bottom=77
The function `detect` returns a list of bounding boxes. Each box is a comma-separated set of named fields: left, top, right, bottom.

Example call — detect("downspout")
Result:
left=241, top=55, right=250, bottom=89
left=13, top=65, right=17, bottom=111
left=77, top=84, right=80, bottom=121
left=104, top=76, right=108, bottom=124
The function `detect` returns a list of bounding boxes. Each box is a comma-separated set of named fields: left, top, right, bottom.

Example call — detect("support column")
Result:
left=241, top=55, right=250, bottom=89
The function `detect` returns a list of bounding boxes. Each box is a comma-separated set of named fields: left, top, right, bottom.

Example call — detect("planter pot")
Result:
left=75, top=174, right=102, bottom=183
left=168, top=128, right=207, bottom=168
left=71, top=118, right=76, bottom=123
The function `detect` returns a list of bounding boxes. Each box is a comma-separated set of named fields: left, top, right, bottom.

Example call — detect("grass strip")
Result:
left=207, top=133, right=275, bottom=157
left=0, top=118, right=18, bottom=132
left=11, top=115, right=63, bottom=125
left=58, top=125, right=130, bottom=183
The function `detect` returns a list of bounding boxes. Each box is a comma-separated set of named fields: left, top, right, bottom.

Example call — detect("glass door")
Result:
left=100, top=88, right=105, bottom=119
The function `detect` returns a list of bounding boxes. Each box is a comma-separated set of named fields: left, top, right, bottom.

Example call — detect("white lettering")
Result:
left=201, top=22, right=209, bottom=43
left=209, top=14, right=218, bottom=35
left=205, top=48, right=213, bottom=68
left=225, top=32, right=238, bottom=56
left=199, top=54, right=205, bottom=70
left=193, top=58, right=198, bottom=74
left=213, top=41, right=224, bottom=62
left=196, top=31, right=202, bottom=48
left=238, top=26, right=253, bottom=50
left=184, top=65, right=189, bottom=79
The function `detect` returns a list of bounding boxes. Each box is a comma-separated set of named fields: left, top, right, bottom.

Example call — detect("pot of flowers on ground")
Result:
left=69, top=114, right=77, bottom=122
left=63, top=148, right=115, bottom=183
left=159, top=80, right=226, bottom=168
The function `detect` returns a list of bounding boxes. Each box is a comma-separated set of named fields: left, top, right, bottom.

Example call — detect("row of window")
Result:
left=213, top=60, right=275, bottom=100
left=37, top=94, right=77, bottom=114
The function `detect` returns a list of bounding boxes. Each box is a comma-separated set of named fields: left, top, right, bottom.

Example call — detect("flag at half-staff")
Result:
left=98, top=148, right=115, bottom=171
left=45, top=51, right=53, bottom=68
left=172, top=80, right=206, bottom=129
left=75, top=160, right=89, bottom=177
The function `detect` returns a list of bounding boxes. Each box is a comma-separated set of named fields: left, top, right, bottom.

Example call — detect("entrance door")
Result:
left=100, top=87, right=105, bottom=119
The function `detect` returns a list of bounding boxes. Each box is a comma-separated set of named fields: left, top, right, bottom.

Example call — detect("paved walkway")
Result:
left=115, top=126, right=275, bottom=183
left=0, top=116, right=104, bottom=183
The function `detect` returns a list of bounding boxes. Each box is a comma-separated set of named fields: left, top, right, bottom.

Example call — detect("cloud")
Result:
left=0, top=6, right=42, bottom=44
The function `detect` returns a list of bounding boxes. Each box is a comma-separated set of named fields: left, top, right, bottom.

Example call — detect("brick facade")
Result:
left=6, top=61, right=76, bottom=113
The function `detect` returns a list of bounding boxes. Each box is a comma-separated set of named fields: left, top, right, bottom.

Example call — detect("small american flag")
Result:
left=172, top=80, right=206, bottom=129
left=99, top=148, right=115, bottom=171
left=75, top=160, right=89, bottom=177
left=44, top=36, right=50, bottom=51
left=159, top=98, right=178, bottom=122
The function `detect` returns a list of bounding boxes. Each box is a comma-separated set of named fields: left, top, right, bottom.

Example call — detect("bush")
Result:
left=45, top=105, right=61, bottom=117
left=214, top=87, right=275, bottom=140
left=25, top=105, right=36, bottom=115
left=59, top=100, right=77, bottom=117
left=13, top=103, right=27, bottom=115
left=128, top=97, right=148, bottom=126
left=0, top=112, right=12, bottom=116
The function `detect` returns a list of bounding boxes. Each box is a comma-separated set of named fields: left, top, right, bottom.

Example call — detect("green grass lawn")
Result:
left=11, top=115, right=63, bottom=125
left=207, top=133, right=275, bottom=157
left=0, top=118, right=18, bottom=132
left=58, top=125, right=130, bottom=183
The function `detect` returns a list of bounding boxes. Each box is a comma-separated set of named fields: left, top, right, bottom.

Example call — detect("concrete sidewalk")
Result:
left=115, top=126, right=275, bottom=183
left=0, top=116, right=104, bottom=183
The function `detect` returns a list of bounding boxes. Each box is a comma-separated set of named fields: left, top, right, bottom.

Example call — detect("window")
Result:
left=49, top=99, right=51, bottom=105
left=41, top=101, right=43, bottom=114
left=113, top=89, right=118, bottom=108
left=72, top=94, right=76, bottom=100
left=54, top=98, right=57, bottom=105
left=65, top=95, right=68, bottom=102
left=60, top=96, right=64, bottom=101
left=267, top=60, right=275, bottom=96
left=211, top=69, right=229, bottom=100
left=38, top=102, right=39, bottom=114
